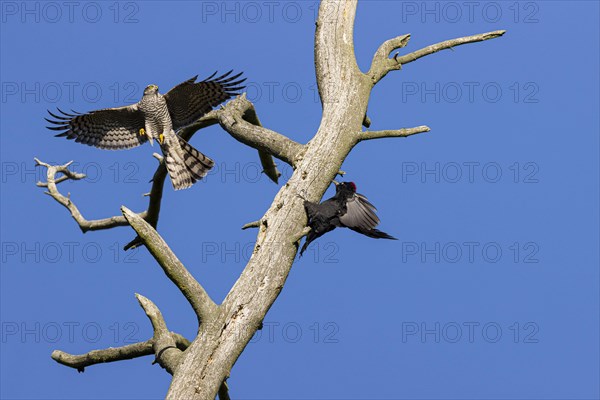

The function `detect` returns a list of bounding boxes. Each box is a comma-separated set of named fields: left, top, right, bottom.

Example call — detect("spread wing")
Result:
left=164, top=71, right=246, bottom=131
left=339, top=193, right=381, bottom=231
left=46, top=105, right=147, bottom=150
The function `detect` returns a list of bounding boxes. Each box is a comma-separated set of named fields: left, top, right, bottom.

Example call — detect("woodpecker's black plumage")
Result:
left=300, top=181, right=397, bottom=256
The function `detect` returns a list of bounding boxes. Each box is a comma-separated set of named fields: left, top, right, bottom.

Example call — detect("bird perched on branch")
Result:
left=46, top=71, right=246, bottom=190
left=300, top=181, right=397, bottom=256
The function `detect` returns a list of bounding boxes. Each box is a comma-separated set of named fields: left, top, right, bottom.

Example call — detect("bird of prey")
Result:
left=300, top=181, right=397, bottom=256
left=46, top=71, right=246, bottom=190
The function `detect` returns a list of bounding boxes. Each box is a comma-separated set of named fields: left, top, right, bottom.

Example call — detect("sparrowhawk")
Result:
left=46, top=71, right=245, bottom=190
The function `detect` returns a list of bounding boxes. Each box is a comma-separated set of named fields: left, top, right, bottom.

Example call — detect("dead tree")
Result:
left=36, top=1, right=505, bottom=398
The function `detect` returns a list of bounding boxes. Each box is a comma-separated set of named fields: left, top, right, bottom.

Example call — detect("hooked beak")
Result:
left=147, top=134, right=154, bottom=146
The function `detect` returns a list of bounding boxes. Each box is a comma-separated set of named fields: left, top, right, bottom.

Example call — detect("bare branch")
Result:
left=242, top=105, right=283, bottom=183
left=214, top=94, right=304, bottom=167
left=178, top=110, right=220, bottom=134
left=35, top=158, right=146, bottom=233
left=52, top=298, right=191, bottom=374
left=181, top=99, right=286, bottom=183
left=124, top=160, right=168, bottom=250
left=135, top=294, right=182, bottom=374
left=398, top=30, right=506, bottom=65
left=258, top=143, right=282, bottom=184
left=51, top=341, right=154, bottom=373
left=122, top=207, right=219, bottom=323
left=241, top=220, right=262, bottom=230
left=357, top=126, right=431, bottom=142
left=368, top=33, right=411, bottom=84
left=369, top=30, right=506, bottom=84
left=136, top=294, right=170, bottom=338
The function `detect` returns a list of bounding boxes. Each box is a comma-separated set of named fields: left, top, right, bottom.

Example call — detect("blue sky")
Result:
left=1, top=1, right=598, bottom=399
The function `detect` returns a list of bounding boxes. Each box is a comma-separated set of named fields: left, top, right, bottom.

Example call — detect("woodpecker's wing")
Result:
left=304, top=201, right=321, bottom=221
left=46, top=105, right=147, bottom=150
left=164, top=71, right=246, bottom=131
left=339, top=193, right=381, bottom=231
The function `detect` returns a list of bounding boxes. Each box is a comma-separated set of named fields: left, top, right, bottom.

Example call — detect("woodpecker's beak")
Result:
left=332, top=180, right=340, bottom=186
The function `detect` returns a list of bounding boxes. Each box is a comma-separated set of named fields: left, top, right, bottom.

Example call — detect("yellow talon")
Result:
left=159, top=134, right=164, bottom=145
left=139, top=128, right=145, bottom=136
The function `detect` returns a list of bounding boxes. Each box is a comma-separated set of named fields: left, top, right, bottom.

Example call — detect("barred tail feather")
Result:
left=178, top=137, right=214, bottom=181
left=164, top=153, right=194, bottom=190
left=163, top=137, right=214, bottom=190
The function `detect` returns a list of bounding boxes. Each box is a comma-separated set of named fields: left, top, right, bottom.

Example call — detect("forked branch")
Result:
left=35, top=158, right=143, bottom=232
left=51, top=340, right=154, bottom=373
left=135, top=294, right=183, bottom=374
left=51, top=294, right=191, bottom=374
left=368, top=30, right=506, bottom=85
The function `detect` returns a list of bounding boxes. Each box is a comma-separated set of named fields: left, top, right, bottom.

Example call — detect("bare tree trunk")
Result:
left=37, top=1, right=505, bottom=398
left=168, top=3, right=369, bottom=397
